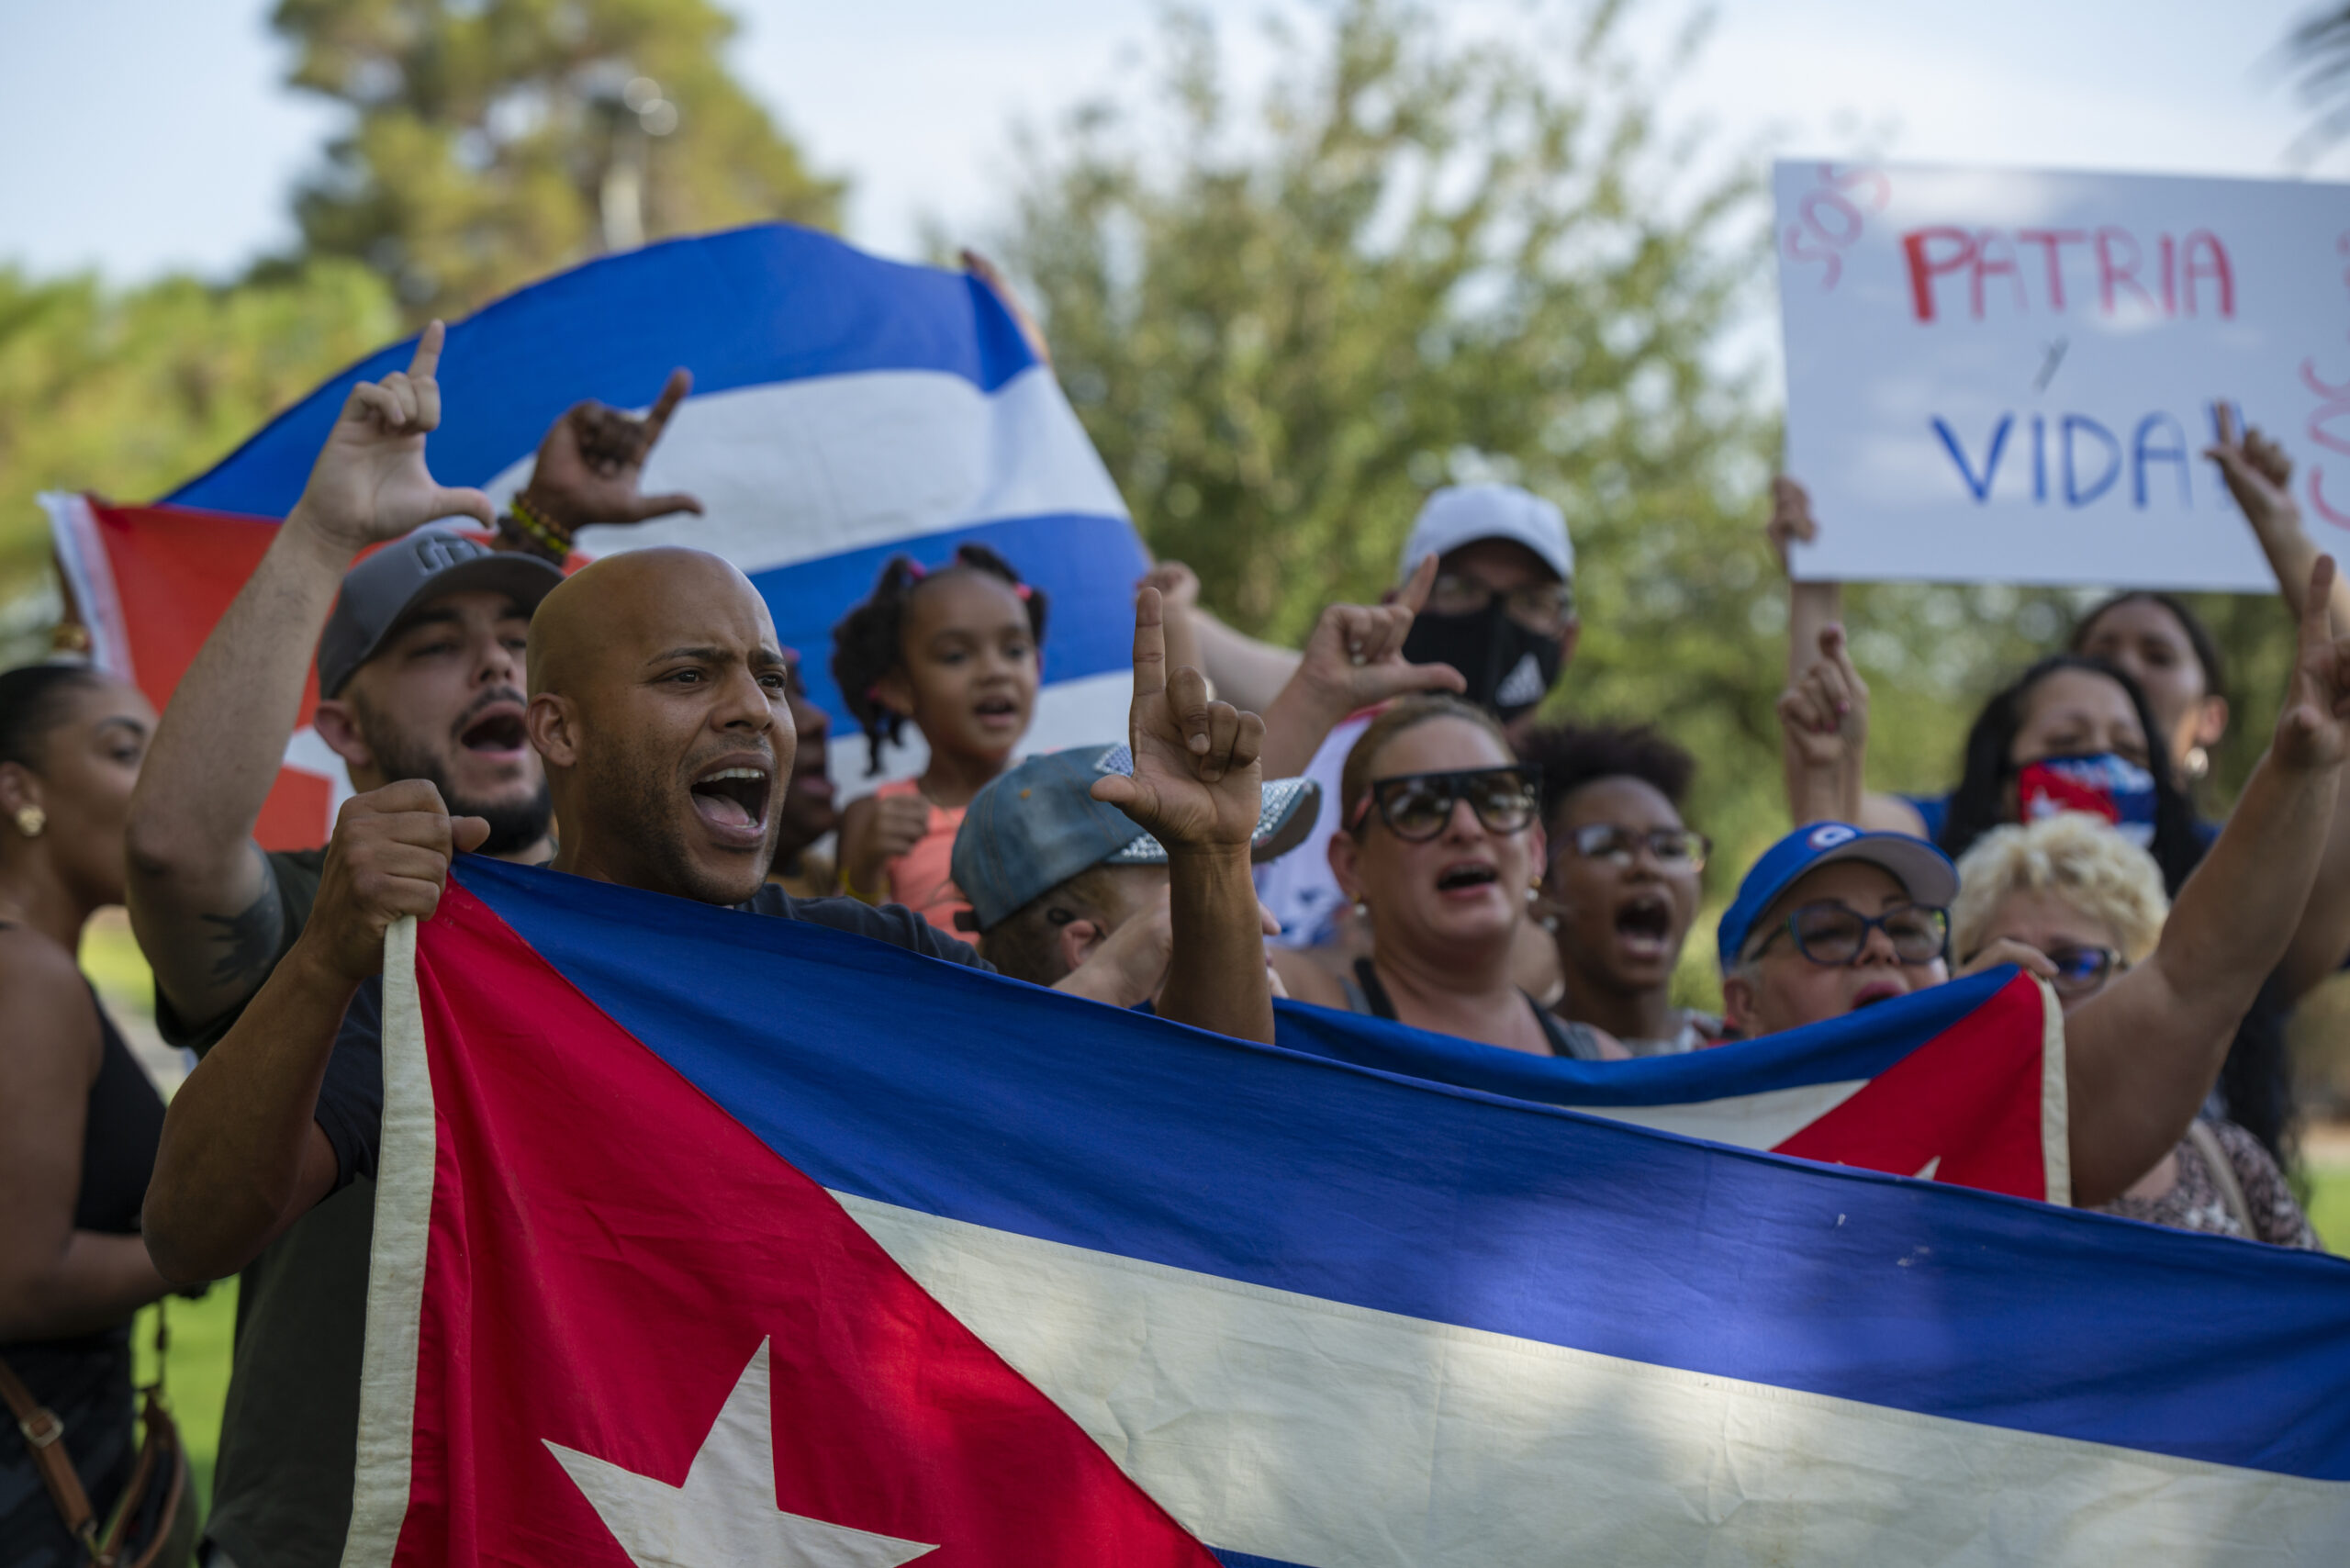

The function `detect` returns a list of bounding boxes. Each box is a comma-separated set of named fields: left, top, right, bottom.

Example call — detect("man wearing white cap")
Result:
left=1254, top=483, right=1580, bottom=949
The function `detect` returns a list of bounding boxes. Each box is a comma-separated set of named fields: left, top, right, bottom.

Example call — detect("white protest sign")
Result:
left=1775, top=160, right=2350, bottom=588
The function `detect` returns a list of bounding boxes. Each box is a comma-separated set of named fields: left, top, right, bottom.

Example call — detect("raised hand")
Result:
left=1765, top=476, right=1818, bottom=574
left=290, top=322, right=497, bottom=552
left=2275, top=555, right=2350, bottom=772
left=518, top=367, right=703, bottom=532
left=1297, top=554, right=1470, bottom=712
left=1091, top=586, right=1265, bottom=854
left=2206, top=403, right=2301, bottom=544
left=839, top=792, right=933, bottom=902
left=1775, top=623, right=1869, bottom=771
left=297, top=780, right=488, bottom=984
left=962, top=249, right=1052, bottom=367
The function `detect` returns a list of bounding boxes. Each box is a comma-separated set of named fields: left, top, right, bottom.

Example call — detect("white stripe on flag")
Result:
left=483, top=366, right=1130, bottom=572
left=1580, top=1077, right=1864, bottom=1149
left=835, top=1190, right=2347, bottom=1565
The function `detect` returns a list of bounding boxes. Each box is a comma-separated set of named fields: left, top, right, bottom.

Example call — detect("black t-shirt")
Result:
left=315, top=887, right=991, bottom=1188
left=152, top=846, right=361, bottom=1568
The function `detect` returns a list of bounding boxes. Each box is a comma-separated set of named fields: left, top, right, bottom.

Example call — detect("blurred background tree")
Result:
left=997, top=0, right=2305, bottom=917
left=0, top=261, right=398, bottom=622
left=270, top=0, right=843, bottom=320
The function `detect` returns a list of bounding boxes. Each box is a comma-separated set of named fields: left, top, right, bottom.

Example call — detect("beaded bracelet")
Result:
left=498, top=491, right=573, bottom=563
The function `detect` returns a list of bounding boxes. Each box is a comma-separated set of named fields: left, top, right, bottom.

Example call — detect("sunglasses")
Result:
left=1556, top=823, right=1710, bottom=871
left=1348, top=766, right=1542, bottom=843
left=1746, top=902, right=1949, bottom=968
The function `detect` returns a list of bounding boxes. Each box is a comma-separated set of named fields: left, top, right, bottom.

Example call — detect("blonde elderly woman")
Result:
left=1952, top=812, right=2319, bottom=1248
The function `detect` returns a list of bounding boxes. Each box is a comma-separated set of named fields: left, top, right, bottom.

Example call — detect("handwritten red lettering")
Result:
left=2180, top=231, right=2234, bottom=318
left=2015, top=230, right=2085, bottom=311
left=2095, top=229, right=2157, bottom=317
left=1971, top=230, right=2027, bottom=319
left=1901, top=228, right=1975, bottom=322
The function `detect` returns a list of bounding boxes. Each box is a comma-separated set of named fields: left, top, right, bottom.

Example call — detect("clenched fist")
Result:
left=297, top=780, right=489, bottom=984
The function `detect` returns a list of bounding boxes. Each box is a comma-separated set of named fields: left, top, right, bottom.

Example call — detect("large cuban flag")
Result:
left=350, top=857, right=2350, bottom=1566
left=45, top=224, right=1143, bottom=843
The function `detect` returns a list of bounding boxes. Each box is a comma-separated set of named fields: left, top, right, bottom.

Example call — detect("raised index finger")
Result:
left=1396, top=552, right=1439, bottom=616
left=643, top=367, right=692, bottom=442
left=1131, top=584, right=1167, bottom=700
left=408, top=319, right=446, bottom=384
left=2304, top=555, right=2339, bottom=653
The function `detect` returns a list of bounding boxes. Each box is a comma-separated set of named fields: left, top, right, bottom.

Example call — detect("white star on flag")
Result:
left=546, top=1338, right=937, bottom=1567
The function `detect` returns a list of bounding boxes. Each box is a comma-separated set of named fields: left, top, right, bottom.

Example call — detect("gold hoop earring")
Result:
left=13, top=805, right=44, bottom=838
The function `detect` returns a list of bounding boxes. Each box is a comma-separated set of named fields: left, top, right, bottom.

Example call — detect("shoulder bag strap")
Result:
left=0, top=1351, right=103, bottom=1554
left=2185, top=1119, right=2255, bottom=1235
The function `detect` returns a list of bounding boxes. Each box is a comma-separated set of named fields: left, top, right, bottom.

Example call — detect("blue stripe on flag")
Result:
left=752, top=510, right=1147, bottom=722
left=453, top=857, right=2350, bottom=1480
left=166, top=224, right=1039, bottom=518
left=1270, top=971, right=2008, bottom=1100
left=1211, top=1551, right=1315, bottom=1567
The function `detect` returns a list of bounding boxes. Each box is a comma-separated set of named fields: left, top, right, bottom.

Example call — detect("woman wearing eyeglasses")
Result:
left=1948, top=812, right=2319, bottom=1246
left=1270, top=695, right=1619, bottom=1058
left=1518, top=723, right=1729, bottom=1055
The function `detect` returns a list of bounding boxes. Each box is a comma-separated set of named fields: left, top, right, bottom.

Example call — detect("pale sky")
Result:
left=1, top=0, right=2341, bottom=284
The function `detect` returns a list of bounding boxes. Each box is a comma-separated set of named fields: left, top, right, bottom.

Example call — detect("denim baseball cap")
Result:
left=1716, top=822, right=1959, bottom=969
left=317, top=532, right=563, bottom=700
left=951, top=744, right=1321, bottom=933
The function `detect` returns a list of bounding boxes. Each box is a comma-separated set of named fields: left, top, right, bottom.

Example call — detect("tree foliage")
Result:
left=1000, top=0, right=2304, bottom=917
left=0, top=260, right=400, bottom=594
left=271, top=0, right=843, bottom=319
left=1002, top=0, right=1795, bottom=857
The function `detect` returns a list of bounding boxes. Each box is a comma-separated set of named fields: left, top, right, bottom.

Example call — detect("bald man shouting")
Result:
left=148, top=544, right=1273, bottom=1290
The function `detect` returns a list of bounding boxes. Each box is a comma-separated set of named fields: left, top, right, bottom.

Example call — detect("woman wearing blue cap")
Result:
left=1722, top=557, right=2350, bottom=1208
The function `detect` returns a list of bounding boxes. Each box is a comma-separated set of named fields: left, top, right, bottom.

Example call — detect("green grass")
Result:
left=2306, top=1164, right=2350, bottom=1254
left=133, top=1278, right=237, bottom=1520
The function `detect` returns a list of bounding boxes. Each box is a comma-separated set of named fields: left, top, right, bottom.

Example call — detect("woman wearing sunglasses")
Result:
left=1271, top=696, right=1620, bottom=1058
left=1519, top=723, right=1730, bottom=1055
left=1949, top=812, right=2318, bottom=1246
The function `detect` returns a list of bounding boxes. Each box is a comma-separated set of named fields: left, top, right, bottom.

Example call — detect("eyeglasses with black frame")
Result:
left=1554, top=823, right=1710, bottom=872
left=1958, top=942, right=2122, bottom=995
left=1744, top=902, right=1949, bottom=968
left=1348, top=766, right=1542, bottom=843
left=1427, top=573, right=1576, bottom=634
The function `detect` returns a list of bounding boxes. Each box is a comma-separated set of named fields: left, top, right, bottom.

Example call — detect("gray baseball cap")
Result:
left=317, top=533, right=564, bottom=700
left=950, top=743, right=1321, bottom=933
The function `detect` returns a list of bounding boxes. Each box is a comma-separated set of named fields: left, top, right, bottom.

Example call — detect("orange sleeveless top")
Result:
left=876, top=777, right=970, bottom=935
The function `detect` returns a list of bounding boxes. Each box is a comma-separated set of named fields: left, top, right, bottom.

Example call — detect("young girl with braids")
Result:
left=832, top=544, right=1047, bottom=934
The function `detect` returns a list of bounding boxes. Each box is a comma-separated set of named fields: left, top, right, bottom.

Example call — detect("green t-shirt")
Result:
left=157, top=848, right=368, bottom=1568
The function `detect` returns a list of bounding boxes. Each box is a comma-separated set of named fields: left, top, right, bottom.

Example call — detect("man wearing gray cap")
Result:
left=122, top=326, right=697, bottom=1568
left=951, top=743, right=1317, bottom=994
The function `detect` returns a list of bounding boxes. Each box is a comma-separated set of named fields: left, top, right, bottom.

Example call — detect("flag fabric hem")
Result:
left=343, top=917, right=432, bottom=1568
left=2038, top=977, right=2072, bottom=1206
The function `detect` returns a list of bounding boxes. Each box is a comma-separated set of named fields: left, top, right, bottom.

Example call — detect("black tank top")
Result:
left=0, top=931, right=168, bottom=1561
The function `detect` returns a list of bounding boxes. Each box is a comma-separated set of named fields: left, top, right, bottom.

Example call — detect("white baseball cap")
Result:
left=1399, top=484, right=1573, bottom=585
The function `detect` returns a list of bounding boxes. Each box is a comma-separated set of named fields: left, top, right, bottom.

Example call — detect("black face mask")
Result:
left=1400, top=603, right=1563, bottom=722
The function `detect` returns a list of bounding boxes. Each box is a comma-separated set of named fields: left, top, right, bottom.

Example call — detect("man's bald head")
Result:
left=527, top=547, right=770, bottom=700
left=523, top=546, right=795, bottom=904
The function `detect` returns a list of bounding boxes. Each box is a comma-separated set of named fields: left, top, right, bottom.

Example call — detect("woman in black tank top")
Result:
left=0, top=665, right=175, bottom=1566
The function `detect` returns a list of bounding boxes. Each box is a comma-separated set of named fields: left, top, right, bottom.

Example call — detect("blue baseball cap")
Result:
left=950, top=744, right=1320, bottom=933
left=1716, top=823, right=1959, bottom=969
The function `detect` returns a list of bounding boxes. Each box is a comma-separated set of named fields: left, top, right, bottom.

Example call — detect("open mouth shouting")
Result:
left=687, top=755, right=775, bottom=849
left=453, top=697, right=531, bottom=763
left=1434, top=859, right=1501, bottom=899
left=1612, top=890, right=1676, bottom=964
